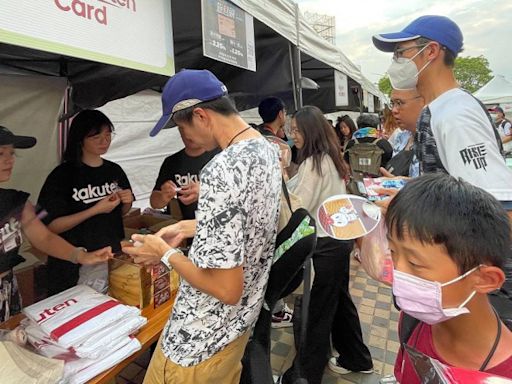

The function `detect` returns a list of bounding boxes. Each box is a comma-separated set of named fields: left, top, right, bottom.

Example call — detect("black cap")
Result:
left=0, top=126, right=36, bottom=148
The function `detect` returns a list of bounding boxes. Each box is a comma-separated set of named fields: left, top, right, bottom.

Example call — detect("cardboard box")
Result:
left=108, top=254, right=152, bottom=309
left=123, top=214, right=177, bottom=240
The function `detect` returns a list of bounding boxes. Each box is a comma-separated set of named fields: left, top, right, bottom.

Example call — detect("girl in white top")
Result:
left=281, top=106, right=373, bottom=384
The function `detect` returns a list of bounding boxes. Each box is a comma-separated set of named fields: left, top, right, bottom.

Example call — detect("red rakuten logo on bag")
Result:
left=36, top=299, right=78, bottom=324
left=54, top=0, right=136, bottom=26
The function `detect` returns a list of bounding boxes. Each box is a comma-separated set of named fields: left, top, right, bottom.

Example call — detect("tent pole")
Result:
left=289, top=43, right=298, bottom=111
left=294, top=3, right=303, bottom=109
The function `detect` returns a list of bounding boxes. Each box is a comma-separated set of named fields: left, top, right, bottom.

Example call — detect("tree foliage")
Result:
left=378, top=75, right=392, bottom=96
left=454, top=55, right=493, bottom=93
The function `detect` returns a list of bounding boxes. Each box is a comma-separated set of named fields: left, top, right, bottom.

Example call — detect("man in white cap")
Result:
left=373, top=15, right=512, bottom=205
left=124, top=69, right=281, bottom=384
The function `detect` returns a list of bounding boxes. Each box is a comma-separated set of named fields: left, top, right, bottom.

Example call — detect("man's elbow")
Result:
left=218, top=288, right=243, bottom=306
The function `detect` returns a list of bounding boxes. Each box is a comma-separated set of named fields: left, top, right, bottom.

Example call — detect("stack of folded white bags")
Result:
left=21, top=285, right=147, bottom=384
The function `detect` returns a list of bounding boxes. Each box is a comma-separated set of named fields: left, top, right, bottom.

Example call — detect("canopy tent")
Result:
left=1, top=0, right=381, bottom=117
left=474, top=75, right=512, bottom=105
left=231, top=0, right=383, bottom=110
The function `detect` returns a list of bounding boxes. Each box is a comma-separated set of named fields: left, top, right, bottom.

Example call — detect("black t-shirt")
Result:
left=0, top=189, right=29, bottom=274
left=153, top=149, right=220, bottom=220
left=38, top=160, right=131, bottom=294
left=343, top=137, right=394, bottom=168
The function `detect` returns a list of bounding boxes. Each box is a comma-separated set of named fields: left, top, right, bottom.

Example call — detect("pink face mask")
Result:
left=393, top=266, right=480, bottom=325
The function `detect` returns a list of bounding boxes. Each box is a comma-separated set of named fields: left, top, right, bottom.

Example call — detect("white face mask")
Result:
left=387, top=44, right=432, bottom=90
left=393, top=266, right=480, bottom=325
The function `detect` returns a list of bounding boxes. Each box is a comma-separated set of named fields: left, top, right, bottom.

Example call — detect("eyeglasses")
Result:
left=393, top=44, right=428, bottom=59
left=390, top=96, right=423, bottom=109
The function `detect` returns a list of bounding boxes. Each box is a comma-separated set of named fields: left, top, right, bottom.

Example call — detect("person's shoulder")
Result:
left=47, top=161, right=73, bottom=178
left=0, top=188, right=29, bottom=202
left=431, top=88, right=482, bottom=116
left=103, top=159, right=126, bottom=173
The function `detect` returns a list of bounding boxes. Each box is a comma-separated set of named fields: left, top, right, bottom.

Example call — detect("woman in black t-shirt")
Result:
left=0, top=125, right=112, bottom=322
left=38, top=110, right=133, bottom=295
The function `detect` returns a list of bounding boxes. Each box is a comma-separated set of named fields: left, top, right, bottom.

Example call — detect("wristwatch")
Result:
left=160, top=248, right=182, bottom=271
left=71, top=247, right=87, bottom=264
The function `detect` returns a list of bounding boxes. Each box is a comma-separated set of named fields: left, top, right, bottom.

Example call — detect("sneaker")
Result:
left=272, top=305, right=293, bottom=328
left=328, top=357, right=373, bottom=375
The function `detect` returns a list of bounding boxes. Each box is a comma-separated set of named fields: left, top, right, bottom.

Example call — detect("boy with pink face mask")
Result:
left=386, top=173, right=512, bottom=382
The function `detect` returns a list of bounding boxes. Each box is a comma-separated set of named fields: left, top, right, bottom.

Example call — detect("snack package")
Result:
left=405, top=344, right=512, bottom=384
left=359, top=219, right=393, bottom=285
left=363, top=177, right=407, bottom=201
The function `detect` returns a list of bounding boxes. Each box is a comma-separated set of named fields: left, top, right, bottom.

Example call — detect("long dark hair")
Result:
left=293, top=106, right=346, bottom=179
left=63, top=110, right=114, bottom=165
left=336, top=115, right=357, bottom=147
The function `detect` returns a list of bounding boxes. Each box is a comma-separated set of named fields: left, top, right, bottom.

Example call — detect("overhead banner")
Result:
left=0, top=0, right=174, bottom=76
left=334, top=71, right=349, bottom=107
left=368, top=94, right=375, bottom=113
left=202, top=0, right=256, bottom=72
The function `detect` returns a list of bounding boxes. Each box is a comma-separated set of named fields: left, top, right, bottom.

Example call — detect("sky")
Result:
left=295, top=0, right=512, bottom=86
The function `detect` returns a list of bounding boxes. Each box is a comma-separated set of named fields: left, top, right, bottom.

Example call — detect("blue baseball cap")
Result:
left=372, top=15, right=463, bottom=55
left=150, top=69, right=228, bottom=137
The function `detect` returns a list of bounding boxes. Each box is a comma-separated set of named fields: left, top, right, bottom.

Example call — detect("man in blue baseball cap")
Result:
left=371, top=16, right=512, bottom=384
left=125, top=69, right=281, bottom=383
left=372, top=15, right=512, bottom=206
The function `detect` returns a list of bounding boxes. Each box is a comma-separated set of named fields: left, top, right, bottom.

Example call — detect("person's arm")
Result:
left=47, top=195, right=121, bottom=234
left=124, top=234, right=243, bottom=305
left=502, top=122, right=512, bottom=144
left=155, top=220, right=197, bottom=246
left=379, top=139, right=394, bottom=167
left=115, top=166, right=134, bottom=215
left=150, top=157, right=177, bottom=209
left=22, top=202, right=113, bottom=264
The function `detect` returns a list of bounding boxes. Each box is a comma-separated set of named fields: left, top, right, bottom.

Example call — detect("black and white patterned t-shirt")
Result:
left=161, top=137, right=281, bottom=367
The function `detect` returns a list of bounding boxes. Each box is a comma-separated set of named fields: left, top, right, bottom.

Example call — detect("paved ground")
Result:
left=116, top=258, right=399, bottom=384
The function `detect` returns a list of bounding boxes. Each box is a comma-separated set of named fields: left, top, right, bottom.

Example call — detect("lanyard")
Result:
left=405, top=310, right=502, bottom=373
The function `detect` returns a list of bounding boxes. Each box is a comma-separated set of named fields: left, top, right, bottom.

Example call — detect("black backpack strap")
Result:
left=297, top=247, right=315, bottom=365
left=399, top=312, right=420, bottom=345
left=282, top=177, right=293, bottom=213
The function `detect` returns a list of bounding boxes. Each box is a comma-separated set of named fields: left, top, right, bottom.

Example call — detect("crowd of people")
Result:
left=1, top=12, right=512, bottom=384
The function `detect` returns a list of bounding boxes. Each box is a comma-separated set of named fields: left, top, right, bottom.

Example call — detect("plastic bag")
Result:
left=0, top=327, right=27, bottom=346
left=359, top=218, right=393, bottom=285
left=405, top=344, right=512, bottom=383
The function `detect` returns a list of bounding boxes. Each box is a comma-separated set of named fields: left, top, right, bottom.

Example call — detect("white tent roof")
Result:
left=231, top=0, right=381, bottom=99
left=474, top=75, right=512, bottom=104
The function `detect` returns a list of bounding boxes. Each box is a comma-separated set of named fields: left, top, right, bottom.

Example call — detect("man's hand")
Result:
left=93, top=195, right=121, bottom=214
left=161, top=180, right=178, bottom=203
left=78, top=246, right=114, bottom=265
left=155, top=222, right=188, bottom=248
left=122, top=234, right=171, bottom=266
left=178, top=182, right=199, bottom=205
left=117, top=189, right=134, bottom=205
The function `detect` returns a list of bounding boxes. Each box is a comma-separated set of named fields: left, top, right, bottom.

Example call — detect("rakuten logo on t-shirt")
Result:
left=175, top=173, right=199, bottom=187
left=72, top=183, right=117, bottom=204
